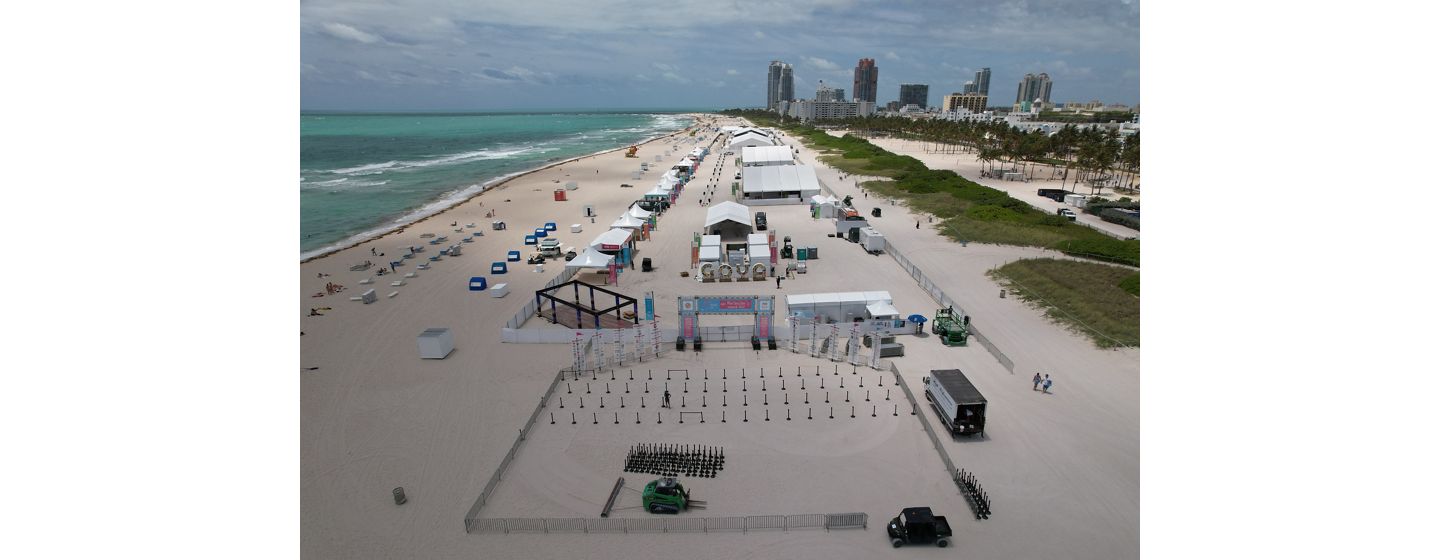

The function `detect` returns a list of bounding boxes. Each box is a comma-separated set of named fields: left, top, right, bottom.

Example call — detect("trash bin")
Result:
left=642, top=257, right=653, bottom=272
left=871, top=207, right=882, bottom=217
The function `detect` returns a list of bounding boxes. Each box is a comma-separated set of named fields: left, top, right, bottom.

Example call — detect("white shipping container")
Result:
left=1064, top=194, right=1088, bottom=207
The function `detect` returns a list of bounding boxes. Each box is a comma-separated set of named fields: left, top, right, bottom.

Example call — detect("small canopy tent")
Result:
left=589, top=228, right=633, bottom=250
left=610, top=214, right=647, bottom=229
left=566, top=246, right=616, bottom=269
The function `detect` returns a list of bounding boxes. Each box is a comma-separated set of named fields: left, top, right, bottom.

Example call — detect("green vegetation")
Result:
left=1119, top=272, right=1140, bottom=297
left=990, top=259, right=1140, bottom=347
left=1037, top=110, right=1136, bottom=124
left=721, top=112, right=1141, bottom=266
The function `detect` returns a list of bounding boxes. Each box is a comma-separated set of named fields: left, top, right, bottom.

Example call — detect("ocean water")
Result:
left=300, top=112, right=693, bottom=258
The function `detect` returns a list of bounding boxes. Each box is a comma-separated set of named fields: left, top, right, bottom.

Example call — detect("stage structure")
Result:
left=536, top=280, right=639, bottom=330
left=676, top=295, right=776, bottom=350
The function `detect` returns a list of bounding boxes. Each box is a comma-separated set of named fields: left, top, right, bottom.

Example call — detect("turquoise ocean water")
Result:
left=300, top=112, right=693, bottom=258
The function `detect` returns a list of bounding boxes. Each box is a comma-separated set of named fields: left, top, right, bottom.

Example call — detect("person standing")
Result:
left=776, top=275, right=782, bottom=289
left=1042, top=375, right=1053, bottom=394
left=663, top=389, right=671, bottom=408
left=916, top=220, right=921, bottom=229
left=1032, top=372, right=1042, bottom=391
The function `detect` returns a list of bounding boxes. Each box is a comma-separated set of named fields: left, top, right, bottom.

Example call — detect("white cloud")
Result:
left=320, top=22, right=381, bottom=44
left=753, top=30, right=766, bottom=39
left=355, top=70, right=379, bottom=81
left=661, top=72, right=690, bottom=84
left=726, top=69, right=739, bottom=76
left=805, top=56, right=839, bottom=70
left=885, top=51, right=899, bottom=61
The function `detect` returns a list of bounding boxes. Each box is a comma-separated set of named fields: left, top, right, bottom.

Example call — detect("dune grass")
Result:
left=990, top=258, right=1140, bottom=348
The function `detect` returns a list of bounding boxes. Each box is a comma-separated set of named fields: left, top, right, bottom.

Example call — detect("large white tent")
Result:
left=566, top=246, right=616, bottom=269
left=728, top=135, right=775, bottom=151
left=589, top=228, right=633, bottom=250
left=741, top=145, right=795, bottom=167
left=741, top=165, right=821, bottom=202
left=704, top=201, right=753, bottom=240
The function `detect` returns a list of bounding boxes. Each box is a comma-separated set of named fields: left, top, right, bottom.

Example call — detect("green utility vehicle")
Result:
left=931, top=306, right=970, bottom=346
left=641, top=478, right=706, bottom=514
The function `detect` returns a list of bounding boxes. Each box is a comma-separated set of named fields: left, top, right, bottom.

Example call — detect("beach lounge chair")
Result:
left=358, top=278, right=373, bottom=285
left=439, top=248, right=450, bottom=256
left=404, top=272, right=416, bottom=278
left=391, top=280, right=406, bottom=287
left=387, top=291, right=399, bottom=299
left=429, top=255, right=441, bottom=262
left=417, top=263, right=430, bottom=270
left=462, top=237, right=473, bottom=243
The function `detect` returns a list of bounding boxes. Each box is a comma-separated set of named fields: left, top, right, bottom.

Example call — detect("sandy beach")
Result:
left=301, top=115, right=1139, bottom=559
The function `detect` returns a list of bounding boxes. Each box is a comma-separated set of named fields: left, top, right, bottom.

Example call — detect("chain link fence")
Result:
left=883, top=238, right=1016, bottom=373
left=468, top=513, right=867, bottom=534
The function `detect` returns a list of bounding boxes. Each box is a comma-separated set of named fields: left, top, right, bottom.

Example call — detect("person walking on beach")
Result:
left=1042, top=375, right=1053, bottom=394
left=776, top=276, right=782, bottom=289
left=1032, top=372, right=1042, bottom=391
left=916, top=220, right=921, bottom=229
left=370, top=247, right=377, bottom=256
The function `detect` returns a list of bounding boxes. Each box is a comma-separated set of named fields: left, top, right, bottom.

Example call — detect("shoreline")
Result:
left=299, top=117, right=699, bottom=264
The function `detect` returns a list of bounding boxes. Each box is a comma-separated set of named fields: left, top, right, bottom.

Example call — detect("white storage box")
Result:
left=417, top=328, right=455, bottom=359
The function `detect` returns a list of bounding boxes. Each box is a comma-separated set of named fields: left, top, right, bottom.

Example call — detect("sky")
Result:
left=300, top=0, right=1139, bottom=111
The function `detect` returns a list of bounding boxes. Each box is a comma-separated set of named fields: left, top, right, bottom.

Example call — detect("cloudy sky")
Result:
left=301, top=0, right=1139, bottom=111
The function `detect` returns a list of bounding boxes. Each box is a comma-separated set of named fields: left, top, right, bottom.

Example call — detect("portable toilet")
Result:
left=491, top=261, right=508, bottom=274
left=468, top=276, right=488, bottom=291
left=507, top=250, right=521, bottom=262
left=544, top=222, right=557, bottom=231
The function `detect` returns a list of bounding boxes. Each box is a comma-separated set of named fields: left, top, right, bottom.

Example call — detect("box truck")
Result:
left=924, top=369, right=987, bottom=437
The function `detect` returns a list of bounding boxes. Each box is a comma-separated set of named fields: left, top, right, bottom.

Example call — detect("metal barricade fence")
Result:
left=545, top=518, right=589, bottom=533
left=882, top=238, right=1016, bottom=373
left=746, top=515, right=787, bottom=531
left=706, top=516, right=746, bottom=532
left=825, top=512, right=869, bottom=530
left=465, top=342, right=590, bottom=533
left=889, top=363, right=960, bottom=478
left=786, top=513, right=827, bottom=529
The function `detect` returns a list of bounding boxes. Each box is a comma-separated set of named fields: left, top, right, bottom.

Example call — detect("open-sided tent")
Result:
left=589, top=228, right=633, bottom=250
left=627, top=204, right=653, bottom=219
left=728, top=134, right=775, bottom=151
left=610, top=214, right=647, bottom=229
left=565, top=246, right=616, bottom=269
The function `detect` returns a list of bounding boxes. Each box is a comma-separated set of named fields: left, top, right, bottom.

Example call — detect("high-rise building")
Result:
left=974, top=67, right=991, bottom=96
left=816, top=81, right=842, bottom=102
left=962, top=81, right=976, bottom=94
left=767, top=60, right=795, bottom=110
left=852, top=58, right=878, bottom=103
left=942, top=93, right=989, bottom=114
left=779, top=64, right=794, bottom=105
left=1015, top=73, right=1053, bottom=104
left=898, top=83, right=929, bottom=109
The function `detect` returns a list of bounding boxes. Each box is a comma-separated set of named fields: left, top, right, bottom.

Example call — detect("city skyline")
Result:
left=301, top=0, right=1139, bottom=110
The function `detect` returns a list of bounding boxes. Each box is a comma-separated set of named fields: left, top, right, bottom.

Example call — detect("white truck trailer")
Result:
left=924, top=369, right=988, bottom=437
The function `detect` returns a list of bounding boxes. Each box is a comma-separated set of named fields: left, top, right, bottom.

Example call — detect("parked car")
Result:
left=1057, top=208, right=1077, bottom=221
left=755, top=212, right=768, bottom=231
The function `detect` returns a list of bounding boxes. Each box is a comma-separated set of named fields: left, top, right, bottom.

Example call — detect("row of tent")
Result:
left=567, top=201, right=659, bottom=271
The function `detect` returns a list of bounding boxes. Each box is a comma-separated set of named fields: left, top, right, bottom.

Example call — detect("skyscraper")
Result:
left=816, top=81, right=841, bottom=102
left=852, top=58, right=878, bottom=103
left=974, top=67, right=991, bottom=96
left=1015, top=73, right=1053, bottom=104
left=767, top=60, right=795, bottom=110
left=899, top=83, right=929, bottom=109
left=962, top=81, right=976, bottom=94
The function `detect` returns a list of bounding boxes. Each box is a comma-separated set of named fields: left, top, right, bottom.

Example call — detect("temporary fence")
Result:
left=502, top=266, right=579, bottom=329
left=468, top=512, right=867, bottom=535
left=463, top=346, right=590, bottom=534
left=883, top=238, right=1016, bottom=374
left=889, top=364, right=960, bottom=481
left=502, top=323, right=916, bottom=346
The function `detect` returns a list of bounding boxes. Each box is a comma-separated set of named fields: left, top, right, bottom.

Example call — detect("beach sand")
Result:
left=301, top=116, right=1138, bottom=559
